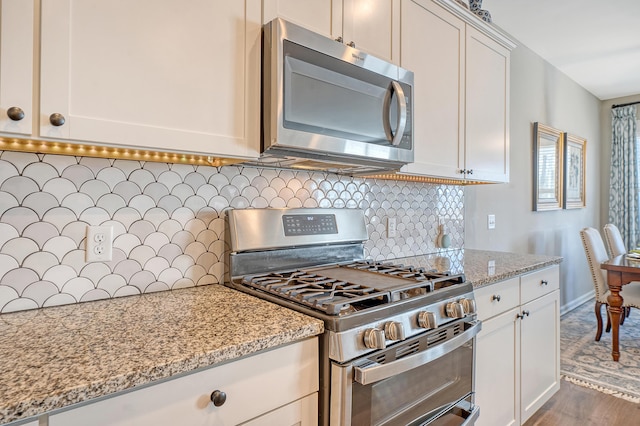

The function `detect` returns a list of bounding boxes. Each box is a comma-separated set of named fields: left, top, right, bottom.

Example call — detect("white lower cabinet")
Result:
left=475, top=265, right=560, bottom=426
left=48, top=338, right=318, bottom=426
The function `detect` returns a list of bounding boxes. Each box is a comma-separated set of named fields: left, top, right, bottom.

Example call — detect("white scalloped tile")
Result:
left=128, top=220, right=156, bottom=241
left=184, top=195, right=207, bottom=213
left=270, top=197, right=286, bottom=208
left=184, top=172, right=206, bottom=191
left=171, top=230, right=196, bottom=251
left=208, top=173, right=230, bottom=191
left=60, top=164, right=95, bottom=189
left=113, top=234, right=142, bottom=257
left=143, top=256, right=170, bottom=277
left=41, top=178, right=77, bottom=205
left=1, top=237, right=39, bottom=264
left=145, top=282, right=170, bottom=293
left=0, top=285, right=19, bottom=309
left=170, top=207, right=194, bottom=228
left=229, top=174, right=249, bottom=191
left=61, top=249, right=87, bottom=274
left=60, top=277, right=95, bottom=301
left=157, top=267, right=182, bottom=285
left=77, top=206, right=110, bottom=226
left=23, top=163, right=59, bottom=189
left=260, top=187, right=277, bottom=204
left=2, top=297, right=38, bottom=313
left=208, top=240, right=227, bottom=258
left=128, top=194, right=156, bottom=217
left=78, top=263, right=110, bottom=286
left=184, top=218, right=206, bottom=239
left=113, top=181, right=142, bottom=204
left=113, top=285, right=141, bottom=298
left=141, top=161, right=169, bottom=177
left=42, top=236, right=77, bottom=262
left=111, top=159, right=142, bottom=177
left=240, top=186, right=259, bottom=202
left=78, top=157, right=111, bottom=174
left=1, top=267, right=38, bottom=294
left=22, top=281, right=58, bottom=306
left=143, top=207, right=170, bottom=229
left=195, top=252, right=217, bottom=272
left=113, top=259, right=143, bottom=282
left=0, top=223, right=19, bottom=248
left=208, top=195, right=229, bottom=213
left=0, top=159, right=19, bottom=186
left=0, top=191, right=19, bottom=216
left=129, top=245, right=156, bottom=267
left=197, top=274, right=216, bottom=286
left=195, top=229, right=217, bottom=246
left=287, top=198, right=303, bottom=208
left=157, top=194, right=182, bottom=215
left=42, top=293, right=77, bottom=308
left=171, top=183, right=195, bottom=203
left=2, top=176, right=39, bottom=204
left=278, top=169, right=297, bottom=183
left=96, top=274, right=127, bottom=296
left=184, top=241, right=207, bottom=260
left=250, top=175, right=269, bottom=192
left=192, top=165, right=216, bottom=181
left=22, top=251, right=59, bottom=278
left=156, top=170, right=182, bottom=192
left=195, top=184, right=218, bottom=203
left=128, top=169, right=156, bottom=190
left=129, top=270, right=155, bottom=292
left=79, top=179, right=111, bottom=203
left=157, top=219, right=182, bottom=240
left=60, top=192, right=95, bottom=218
left=1, top=151, right=38, bottom=173
left=80, top=288, right=111, bottom=302
left=158, top=243, right=183, bottom=264
left=209, top=261, right=225, bottom=281
left=171, top=278, right=195, bottom=289
left=143, top=182, right=170, bottom=204
left=172, top=254, right=196, bottom=274
left=303, top=198, right=319, bottom=208
left=208, top=218, right=225, bottom=238
left=196, top=207, right=219, bottom=225
left=251, top=197, right=269, bottom=208
left=111, top=207, right=142, bottom=229
left=231, top=197, right=250, bottom=209
left=95, top=193, right=127, bottom=217
left=258, top=168, right=278, bottom=181
left=143, top=232, right=171, bottom=253
left=184, top=264, right=207, bottom=282
left=169, top=163, right=195, bottom=179
left=220, top=165, right=242, bottom=180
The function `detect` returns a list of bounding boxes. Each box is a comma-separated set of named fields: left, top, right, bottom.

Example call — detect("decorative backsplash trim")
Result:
left=0, top=150, right=464, bottom=314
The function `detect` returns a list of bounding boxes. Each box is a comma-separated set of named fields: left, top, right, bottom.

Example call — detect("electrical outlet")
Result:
left=86, top=225, right=113, bottom=262
left=487, top=214, right=496, bottom=230
left=387, top=217, right=397, bottom=238
left=488, top=260, right=496, bottom=275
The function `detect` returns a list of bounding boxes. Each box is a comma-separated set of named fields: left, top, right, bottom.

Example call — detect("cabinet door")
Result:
left=263, top=0, right=335, bottom=37
left=398, top=0, right=464, bottom=179
left=240, top=393, right=318, bottom=426
left=40, top=0, right=260, bottom=159
left=342, top=0, right=399, bottom=63
left=0, top=0, right=34, bottom=136
left=475, top=308, right=520, bottom=426
left=465, top=25, right=510, bottom=182
left=520, top=290, right=560, bottom=423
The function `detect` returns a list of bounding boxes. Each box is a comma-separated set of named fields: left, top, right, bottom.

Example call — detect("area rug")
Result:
left=561, top=301, right=640, bottom=402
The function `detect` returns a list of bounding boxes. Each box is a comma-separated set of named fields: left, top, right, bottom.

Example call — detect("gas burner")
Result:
left=344, top=260, right=449, bottom=281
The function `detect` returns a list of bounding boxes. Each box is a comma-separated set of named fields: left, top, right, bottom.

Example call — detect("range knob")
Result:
left=446, top=301, right=465, bottom=319
left=417, top=311, right=438, bottom=329
left=461, top=298, right=476, bottom=314
left=384, top=321, right=405, bottom=341
left=363, top=328, right=386, bottom=349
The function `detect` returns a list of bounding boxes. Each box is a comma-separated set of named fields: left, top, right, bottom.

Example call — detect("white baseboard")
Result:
left=560, top=290, right=595, bottom=316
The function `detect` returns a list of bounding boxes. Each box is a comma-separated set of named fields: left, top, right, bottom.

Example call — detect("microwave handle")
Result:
left=353, top=320, right=482, bottom=386
left=382, top=81, right=408, bottom=146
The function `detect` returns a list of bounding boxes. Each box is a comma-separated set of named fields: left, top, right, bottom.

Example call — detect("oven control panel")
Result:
left=282, top=214, right=338, bottom=236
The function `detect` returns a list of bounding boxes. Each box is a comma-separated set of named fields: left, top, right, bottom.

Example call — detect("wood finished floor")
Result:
left=523, top=380, right=640, bottom=426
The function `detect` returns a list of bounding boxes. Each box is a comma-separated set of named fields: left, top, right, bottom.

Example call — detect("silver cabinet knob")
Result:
left=417, top=311, right=438, bottom=329
left=384, top=321, right=405, bottom=341
left=7, top=107, right=25, bottom=121
left=49, top=113, right=66, bottom=126
left=335, top=36, right=343, bottom=43
left=210, top=390, right=226, bottom=407
left=467, top=169, right=474, bottom=175
left=363, top=328, right=386, bottom=349
left=347, top=41, right=356, bottom=47
left=516, top=310, right=530, bottom=320
left=492, top=294, right=501, bottom=302
left=446, top=301, right=465, bottom=319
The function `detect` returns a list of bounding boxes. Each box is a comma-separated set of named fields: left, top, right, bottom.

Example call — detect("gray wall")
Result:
left=465, top=41, right=602, bottom=312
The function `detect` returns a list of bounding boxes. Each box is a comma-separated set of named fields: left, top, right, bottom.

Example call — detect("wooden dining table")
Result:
left=601, top=254, right=640, bottom=361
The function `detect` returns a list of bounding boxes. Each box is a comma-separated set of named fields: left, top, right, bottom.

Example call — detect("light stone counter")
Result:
left=0, top=285, right=324, bottom=425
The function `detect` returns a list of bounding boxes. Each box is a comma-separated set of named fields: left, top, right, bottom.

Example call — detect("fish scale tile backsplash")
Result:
left=0, top=151, right=464, bottom=313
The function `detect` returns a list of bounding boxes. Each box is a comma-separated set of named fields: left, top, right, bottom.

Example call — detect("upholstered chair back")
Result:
left=604, top=223, right=627, bottom=258
left=580, top=227, right=610, bottom=304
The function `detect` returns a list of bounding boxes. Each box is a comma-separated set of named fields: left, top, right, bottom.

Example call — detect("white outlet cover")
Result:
left=86, top=225, right=113, bottom=262
left=487, top=214, right=496, bottom=230
left=387, top=217, right=397, bottom=238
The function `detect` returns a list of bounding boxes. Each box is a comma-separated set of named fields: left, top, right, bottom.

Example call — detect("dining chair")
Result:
left=603, top=223, right=627, bottom=258
left=580, top=227, right=640, bottom=341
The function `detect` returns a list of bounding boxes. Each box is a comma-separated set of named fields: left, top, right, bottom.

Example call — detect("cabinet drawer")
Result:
left=474, top=277, right=519, bottom=321
left=520, top=265, right=560, bottom=304
left=49, top=338, right=319, bottom=426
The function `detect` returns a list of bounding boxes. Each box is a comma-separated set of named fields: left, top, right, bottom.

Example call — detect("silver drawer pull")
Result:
left=492, top=294, right=501, bottom=302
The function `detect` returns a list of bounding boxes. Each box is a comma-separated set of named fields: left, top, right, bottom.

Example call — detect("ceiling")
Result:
left=483, top=0, right=640, bottom=100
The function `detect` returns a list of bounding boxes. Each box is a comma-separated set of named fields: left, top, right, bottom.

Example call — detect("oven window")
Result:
left=351, top=340, right=474, bottom=426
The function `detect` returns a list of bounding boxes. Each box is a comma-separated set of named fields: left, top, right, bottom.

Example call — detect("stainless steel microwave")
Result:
left=259, top=18, right=414, bottom=175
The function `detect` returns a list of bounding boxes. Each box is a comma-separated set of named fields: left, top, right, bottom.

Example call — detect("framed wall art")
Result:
left=564, top=133, right=586, bottom=209
left=533, top=122, right=564, bottom=211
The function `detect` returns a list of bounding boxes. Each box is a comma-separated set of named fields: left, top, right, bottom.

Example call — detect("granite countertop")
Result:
left=0, top=285, right=324, bottom=425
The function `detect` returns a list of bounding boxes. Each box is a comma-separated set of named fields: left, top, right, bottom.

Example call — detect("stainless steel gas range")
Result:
left=227, top=208, right=480, bottom=426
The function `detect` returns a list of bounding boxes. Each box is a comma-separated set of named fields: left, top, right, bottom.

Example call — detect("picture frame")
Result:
left=533, top=122, right=564, bottom=211
left=563, top=133, right=586, bottom=209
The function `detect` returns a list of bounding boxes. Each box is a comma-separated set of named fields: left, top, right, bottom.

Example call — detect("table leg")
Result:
left=607, top=282, right=623, bottom=362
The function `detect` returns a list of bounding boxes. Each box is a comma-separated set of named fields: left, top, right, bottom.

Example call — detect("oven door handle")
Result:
left=353, top=320, right=482, bottom=386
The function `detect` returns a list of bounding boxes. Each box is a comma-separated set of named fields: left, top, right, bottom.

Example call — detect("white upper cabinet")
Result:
left=399, top=0, right=514, bottom=182
left=263, top=0, right=400, bottom=64
left=37, top=0, right=261, bottom=159
left=0, top=0, right=34, bottom=136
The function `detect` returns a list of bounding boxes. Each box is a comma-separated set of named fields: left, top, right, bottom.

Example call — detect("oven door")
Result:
left=330, top=319, right=481, bottom=426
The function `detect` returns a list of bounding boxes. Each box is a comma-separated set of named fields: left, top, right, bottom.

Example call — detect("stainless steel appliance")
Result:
left=257, top=18, right=414, bottom=175
left=227, top=208, right=480, bottom=426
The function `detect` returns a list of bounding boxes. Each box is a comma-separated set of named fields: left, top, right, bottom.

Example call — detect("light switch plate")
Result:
left=487, top=214, right=496, bottom=230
